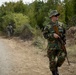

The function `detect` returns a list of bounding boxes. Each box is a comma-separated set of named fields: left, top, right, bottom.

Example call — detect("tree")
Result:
left=14, top=0, right=26, bottom=13
left=72, top=0, right=76, bottom=15
left=64, top=0, right=69, bottom=25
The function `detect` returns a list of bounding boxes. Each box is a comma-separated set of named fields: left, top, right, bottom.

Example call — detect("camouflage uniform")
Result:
left=43, top=10, right=66, bottom=72
left=6, top=23, right=14, bottom=37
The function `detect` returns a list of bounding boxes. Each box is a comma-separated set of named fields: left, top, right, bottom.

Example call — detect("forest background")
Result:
left=0, top=0, right=76, bottom=44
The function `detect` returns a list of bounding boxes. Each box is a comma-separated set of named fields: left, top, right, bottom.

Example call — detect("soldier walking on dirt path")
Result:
left=43, top=10, right=66, bottom=75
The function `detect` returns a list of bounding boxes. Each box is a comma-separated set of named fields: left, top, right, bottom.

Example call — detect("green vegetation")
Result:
left=0, top=0, right=76, bottom=39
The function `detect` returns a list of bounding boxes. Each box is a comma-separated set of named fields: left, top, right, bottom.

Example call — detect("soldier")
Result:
left=43, top=10, right=66, bottom=75
left=6, top=23, right=14, bottom=38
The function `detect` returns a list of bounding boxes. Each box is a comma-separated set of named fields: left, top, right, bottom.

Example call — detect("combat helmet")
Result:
left=49, top=10, right=60, bottom=18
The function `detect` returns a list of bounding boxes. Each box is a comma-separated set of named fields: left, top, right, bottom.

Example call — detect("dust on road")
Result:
left=0, top=37, right=76, bottom=75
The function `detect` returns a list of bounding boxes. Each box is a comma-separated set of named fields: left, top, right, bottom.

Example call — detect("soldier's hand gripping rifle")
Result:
left=53, top=25, right=70, bottom=65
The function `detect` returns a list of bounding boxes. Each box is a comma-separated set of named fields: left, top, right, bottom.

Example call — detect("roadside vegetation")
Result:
left=0, top=0, right=76, bottom=48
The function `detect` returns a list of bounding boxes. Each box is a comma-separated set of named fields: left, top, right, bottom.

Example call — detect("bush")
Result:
left=20, top=24, right=34, bottom=41
left=2, top=12, right=30, bottom=36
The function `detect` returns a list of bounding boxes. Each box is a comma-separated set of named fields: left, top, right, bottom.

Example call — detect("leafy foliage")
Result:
left=0, top=0, right=76, bottom=38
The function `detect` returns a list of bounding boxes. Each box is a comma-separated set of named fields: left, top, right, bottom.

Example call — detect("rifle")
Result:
left=53, top=25, right=70, bottom=65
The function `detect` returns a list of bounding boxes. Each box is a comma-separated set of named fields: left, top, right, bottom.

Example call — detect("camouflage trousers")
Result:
left=47, top=49, right=66, bottom=71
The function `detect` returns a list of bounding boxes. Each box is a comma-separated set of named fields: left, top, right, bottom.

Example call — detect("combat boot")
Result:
left=51, top=67, right=59, bottom=75
left=52, top=70, right=57, bottom=75
left=56, top=67, right=59, bottom=75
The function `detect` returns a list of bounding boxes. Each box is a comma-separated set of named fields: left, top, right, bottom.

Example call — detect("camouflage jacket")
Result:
left=43, top=21, right=66, bottom=50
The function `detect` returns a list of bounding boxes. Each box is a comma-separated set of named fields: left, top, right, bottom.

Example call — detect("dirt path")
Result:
left=0, top=39, right=12, bottom=75
left=0, top=37, right=76, bottom=75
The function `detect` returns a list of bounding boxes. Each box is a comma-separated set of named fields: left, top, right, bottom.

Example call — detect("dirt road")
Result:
left=0, top=37, right=76, bottom=75
left=0, top=37, right=50, bottom=75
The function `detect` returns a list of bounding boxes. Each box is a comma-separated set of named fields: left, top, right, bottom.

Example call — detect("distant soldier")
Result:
left=6, top=23, right=14, bottom=38
left=43, top=10, right=66, bottom=75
